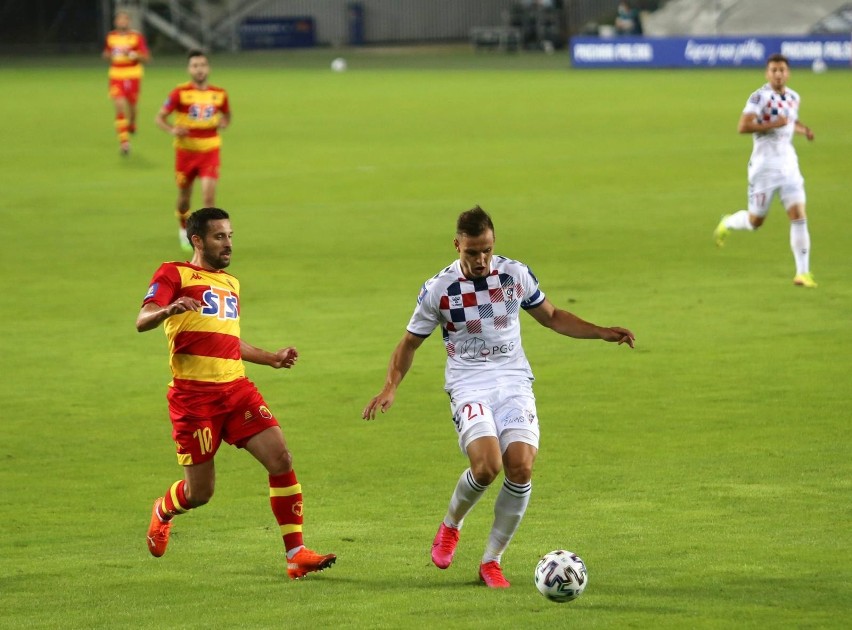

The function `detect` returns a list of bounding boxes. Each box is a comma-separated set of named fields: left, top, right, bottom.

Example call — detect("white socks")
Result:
left=790, top=219, right=810, bottom=275
left=725, top=210, right=755, bottom=231
left=482, top=479, right=532, bottom=564
left=444, top=468, right=487, bottom=529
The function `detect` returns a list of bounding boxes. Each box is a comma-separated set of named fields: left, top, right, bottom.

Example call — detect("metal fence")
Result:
left=0, top=0, right=654, bottom=53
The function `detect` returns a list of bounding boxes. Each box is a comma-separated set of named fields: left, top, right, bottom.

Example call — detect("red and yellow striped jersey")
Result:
left=161, top=82, right=230, bottom=152
left=104, top=30, right=148, bottom=80
left=143, top=262, right=244, bottom=389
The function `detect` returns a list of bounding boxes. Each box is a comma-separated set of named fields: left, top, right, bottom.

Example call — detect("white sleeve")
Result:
left=406, top=279, right=441, bottom=338
left=743, top=90, right=763, bottom=116
left=519, top=264, right=545, bottom=310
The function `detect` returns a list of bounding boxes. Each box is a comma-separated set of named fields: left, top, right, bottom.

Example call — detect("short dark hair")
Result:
left=456, top=205, right=494, bottom=238
left=766, top=53, right=789, bottom=67
left=187, top=49, right=207, bottom=61
left=186, top=207, right=229, bottom=245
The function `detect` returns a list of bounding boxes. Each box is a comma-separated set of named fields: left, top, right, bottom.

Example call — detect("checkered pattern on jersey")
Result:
left=438, top=271, right=524, bottom=339
left=761, top=91, right=796, bottom=123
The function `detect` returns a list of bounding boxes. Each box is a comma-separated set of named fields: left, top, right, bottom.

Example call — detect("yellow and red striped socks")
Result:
left=157, top=480, right=191, bottom=521
left=115, top=113, right=130, bottom=144
left=269, top=471, right=304, bottom=556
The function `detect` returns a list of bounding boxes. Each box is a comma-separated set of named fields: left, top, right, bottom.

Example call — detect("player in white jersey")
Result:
left=714, top=53, right=817, bottom=288
left=362, top=206, right=634, bottom=589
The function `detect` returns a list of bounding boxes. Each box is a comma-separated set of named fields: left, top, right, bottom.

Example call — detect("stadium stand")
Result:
left=642, top=0, right=852, bottom=36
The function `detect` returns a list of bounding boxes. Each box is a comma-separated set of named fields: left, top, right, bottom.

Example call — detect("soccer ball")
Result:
left=331, top=57, right=348, bottom=72
left=534, top=550, right=588, bottom=603
left=811, top=59, right=827, bottom=74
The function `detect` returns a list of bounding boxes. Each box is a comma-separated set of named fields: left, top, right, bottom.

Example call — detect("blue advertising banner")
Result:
left=239, top=17, right=315, bottom=49
left=570, top=35, right=851, bottom=68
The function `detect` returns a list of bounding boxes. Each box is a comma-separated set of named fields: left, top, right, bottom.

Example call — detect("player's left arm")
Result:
left=240, top=340, right=298, bottom=369
left=218, top=95, right=231, bottom=130
left=794, top=120, right=814, bottom=141
left=527, top=298, right=635, bottom=347
left=129, top=34, right=151, bottom=63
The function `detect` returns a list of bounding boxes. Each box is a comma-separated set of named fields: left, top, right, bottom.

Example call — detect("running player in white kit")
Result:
left=362, top=206, right=635, bottom=588
left=714, top=53, right=817, bottom=287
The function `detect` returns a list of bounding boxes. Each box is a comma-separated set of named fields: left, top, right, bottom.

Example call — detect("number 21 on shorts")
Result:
left=453, top=402, right=488, bottom=432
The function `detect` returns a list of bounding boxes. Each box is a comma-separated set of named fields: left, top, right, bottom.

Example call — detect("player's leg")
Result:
left=148, top=393, right=223, bottom=557
left=715, top=178, right=771, bottom=245
left=233, top=384, right=335, bottom=579
left=175, top=153, right=195, bottom=250
left=432, top=398, right=501, bottom=569
left=486, top=441, right=536, bottom=559
left=147, top=460, right=215, bottom=557
left=110, top=88, right=131, bottom=154
left=127, top=80, right=140, bottom=133
left=200, top=177, right=217, bottom=208
left=478, top=387, right=540, bottom=588
left=198, top=149, right=220, bottom=208
left=785, top=196, right=815, bottom=287
left=128, top=102, right=138, bottom=134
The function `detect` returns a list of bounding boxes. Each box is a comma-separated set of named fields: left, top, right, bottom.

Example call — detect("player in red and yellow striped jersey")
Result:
left=156, top=50, right=231, bottom=252
left=102, top=10, right=150, bottom=155
left=136, top=207, right=336, bottom=580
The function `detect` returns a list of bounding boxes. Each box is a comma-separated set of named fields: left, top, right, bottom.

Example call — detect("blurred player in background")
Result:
left=363, top=206, right=634, bottom=589
left=156, top=51, right=230, bottom=251
left=102, top=9, right=150, bottom=155
left=714, top=53, right=817, bottom=288
left=137, top=207, right=336, bottom=580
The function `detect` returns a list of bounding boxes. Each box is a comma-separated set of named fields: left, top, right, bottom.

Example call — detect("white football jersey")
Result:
left=406, top=256, right=546, bottom=392
left=743, top=83, right=802, bottom=174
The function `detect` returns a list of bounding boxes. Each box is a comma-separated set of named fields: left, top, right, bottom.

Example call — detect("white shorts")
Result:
left=747, top=169, right=806, bottom=217
left=449, top=380, right=540, bottom=454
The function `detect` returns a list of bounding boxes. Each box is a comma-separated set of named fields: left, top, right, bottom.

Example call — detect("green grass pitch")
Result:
left=1, top=47, right=850, bottom=628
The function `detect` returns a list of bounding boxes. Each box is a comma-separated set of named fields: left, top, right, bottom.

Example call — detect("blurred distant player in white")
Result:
left=362, top=206, right=634, bottom=589
left=714, top=53, right=817, bottom=288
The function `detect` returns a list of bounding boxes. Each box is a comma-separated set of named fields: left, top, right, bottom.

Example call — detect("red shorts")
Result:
left=175, top=148, right=220, bottom=188
left=108, top=78, right=141, bottom=105
left=167, top=378, right=279, bottom=466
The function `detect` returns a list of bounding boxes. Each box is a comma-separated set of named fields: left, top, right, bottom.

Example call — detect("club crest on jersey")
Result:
left=144, top=283, right=158, bottom=300
left=201, top=286, right=239, bottom=320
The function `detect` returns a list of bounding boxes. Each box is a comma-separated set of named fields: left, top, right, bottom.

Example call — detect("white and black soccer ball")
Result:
left=331, top=57, right=348, bottom=72
left=534, top=550, right=588, bottom=603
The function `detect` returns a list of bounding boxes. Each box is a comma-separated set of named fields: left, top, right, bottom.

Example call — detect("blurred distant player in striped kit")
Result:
left=363, top=206, right=634, bottom=589
left=156, top=50, right=230, bottom=251
left=137, top=207, right=335, bottom=580
left=102, top=9, right=150, bottom=155
left=714, top=53, right=817, bottom=288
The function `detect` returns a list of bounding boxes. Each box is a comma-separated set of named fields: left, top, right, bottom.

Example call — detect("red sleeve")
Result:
left=221, top=92, right=230, bottom=115
left=136, top=34, right=150, bottom=55
left=161, top=87, right=180, bottom=114
left=142, top=263, right=181, bottom=307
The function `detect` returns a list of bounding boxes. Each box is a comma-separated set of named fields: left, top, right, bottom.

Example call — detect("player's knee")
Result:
left=266, top=449, right=293, bottom=476
left=186, top=483, right=214, bottom=507
left=750, top=215, right=765, bottom=229
left=504, top=462, right=533, bottom=485
left=470, top=461, right=501, bottom=487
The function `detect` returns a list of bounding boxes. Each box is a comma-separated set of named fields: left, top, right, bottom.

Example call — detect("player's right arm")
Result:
left=155, top=108, right=188, bottom=137
left=155, top=89, right=188, bottom=137
left=362, top=332, right=425, bottom=420
left=737, top=111, right=787, bottom=134
left=136, top=298, right=202, bottom=332
left=136, top=263, right=200, bottom=332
